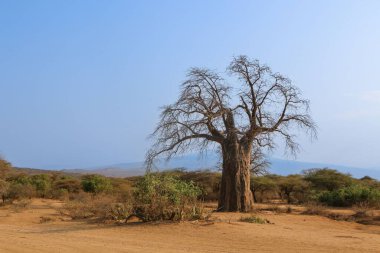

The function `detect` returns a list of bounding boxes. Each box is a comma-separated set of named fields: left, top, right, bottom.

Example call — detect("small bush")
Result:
left=302, top=204, right=326, bottom=215
left=108, top=203, right=133, bottom=222
left=240, top=215, right=271, bottom=224
left=177, top=170, right=221, bottom=201
left=61, top=194, right=120, bottom=220
left=51, top=188, right=70, bottom=201
left=30, top=174, right=52, bottom=198
left=133, top=174, right=203, bottom=221
left=6, top=183, right=36, bottom=201
left=53, top=178, right=81, bottom=194
left=81, top=175, right=113, bottom=194
left=109, top=178, right=133, bottom=202
left=40, top=216, right=55, bottom=223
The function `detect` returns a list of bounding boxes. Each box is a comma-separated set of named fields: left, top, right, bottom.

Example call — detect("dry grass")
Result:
left=240, top=215, right=271, bottom=224
left=10, top=199, right=31, bottom=212
left=1, top=199, right=380, bottom=252
left=60, top=194, right=208, bottom=223
left=301, top=204, right=327, bottom=216
left=251, top=204, right=295, bottom=214
left=39, top=216, right=56, bottom=223
left=300, top=203, right=380, bottom=225
left=351, top=207, right=380, bottom=225
left=60, top=193, right=121, bottom=221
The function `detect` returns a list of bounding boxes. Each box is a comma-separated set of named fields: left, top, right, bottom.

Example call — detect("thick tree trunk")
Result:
left=218, top=141, right=254, bottom=212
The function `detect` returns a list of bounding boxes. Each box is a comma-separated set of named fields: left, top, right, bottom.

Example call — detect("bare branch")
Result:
left=147, top=55, right=317, bottom=171
left=228, top=55, right=317, bottom=155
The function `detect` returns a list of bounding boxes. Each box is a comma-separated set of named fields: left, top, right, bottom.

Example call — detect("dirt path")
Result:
left=0, top=199, right=379, bottom=253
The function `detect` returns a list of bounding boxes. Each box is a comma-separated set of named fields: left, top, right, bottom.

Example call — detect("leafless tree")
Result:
left=250, top=147, right=270, bottom=176
left=146, top=55, right=316, bottom=212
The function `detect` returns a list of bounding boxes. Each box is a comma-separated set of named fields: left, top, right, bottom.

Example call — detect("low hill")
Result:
left=62, top=154, right=380, bottom=179
left=12, top=167, right=82, bottom=178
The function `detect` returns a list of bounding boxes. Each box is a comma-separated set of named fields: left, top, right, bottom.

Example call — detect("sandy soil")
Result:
left=0, top=199, right=379, bottom=253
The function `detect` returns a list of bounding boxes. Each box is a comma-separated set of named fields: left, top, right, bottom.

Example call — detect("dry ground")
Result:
left=0, top=199, right=379, bottom=253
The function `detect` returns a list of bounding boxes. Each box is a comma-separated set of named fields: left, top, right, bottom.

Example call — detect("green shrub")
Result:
left=177, top=170, right=221, bottom=201
left=30, top=174, right=52, bottom=197
left=7, top=174, right=31, bottom=186
left=154, top=169, right=221, bottom=201
left=2, top=174, right=35, bottom=202
left=318, top=184, right=380, bottom=207
left=62, top=174, right=203, bottom=222
left=304, top=168, right=353, bottom=191
left=358, top=176, right=380, bottom=189
left=81, top=175, right=112, bottom=194
left=133, top=174, right=202, bottom=221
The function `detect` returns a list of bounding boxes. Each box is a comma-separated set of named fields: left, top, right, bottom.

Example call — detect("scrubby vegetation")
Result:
left=81, top=174, right=113, bottom=194
left=131, top=173, right=203, bottom=221
left=60, top=173, right=204, bottom=222
left=318, top=184, right=380, bottom=207
left=1, top=155, right=379, bottom=223
left=250, top=169, right=380, bottom=208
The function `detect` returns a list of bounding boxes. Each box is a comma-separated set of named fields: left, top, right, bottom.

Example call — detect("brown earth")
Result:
left=0, top=199, right=379, bottom=253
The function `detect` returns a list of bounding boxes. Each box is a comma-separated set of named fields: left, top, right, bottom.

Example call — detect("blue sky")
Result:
left=0, top=1, right=380, bottom=169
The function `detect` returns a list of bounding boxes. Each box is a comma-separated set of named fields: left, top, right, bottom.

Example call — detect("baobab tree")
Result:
left=146, top=56, right=316, bottom=212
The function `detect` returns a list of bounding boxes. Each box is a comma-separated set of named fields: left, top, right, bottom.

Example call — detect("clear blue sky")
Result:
left=1, top=0, right=379, bottom=169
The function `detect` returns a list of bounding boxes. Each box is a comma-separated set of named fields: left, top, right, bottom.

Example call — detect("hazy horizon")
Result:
left=1, top=1, right=380, bottom=170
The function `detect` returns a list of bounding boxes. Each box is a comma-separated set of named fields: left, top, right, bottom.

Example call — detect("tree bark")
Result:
left=218, top=140, right=254, bottom=212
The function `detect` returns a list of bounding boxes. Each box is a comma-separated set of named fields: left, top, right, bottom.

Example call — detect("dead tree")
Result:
left=146, top=55, right=316, bottom=212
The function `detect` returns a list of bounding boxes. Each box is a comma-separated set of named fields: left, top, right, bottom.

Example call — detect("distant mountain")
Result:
left=63, top=167, right=145, bottom=178
left=12, top=167, right=82, bottom=178
left=63, top=154, right=218, bottom=177
left=269, top=158, right=380, bottom=179
left=62, top=153, right=380, bottom=179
